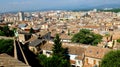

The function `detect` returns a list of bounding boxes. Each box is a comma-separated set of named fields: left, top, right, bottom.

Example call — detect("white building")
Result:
left=18, top=11, right=24, bottom=21
left=41, top=43, right=85, bottom=67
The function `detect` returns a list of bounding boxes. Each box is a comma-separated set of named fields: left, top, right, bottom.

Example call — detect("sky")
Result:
left=0, top=0, right=120, bottom=12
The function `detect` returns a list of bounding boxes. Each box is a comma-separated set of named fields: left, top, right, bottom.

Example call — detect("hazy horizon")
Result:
left=0, top=0, right=120, bottom=13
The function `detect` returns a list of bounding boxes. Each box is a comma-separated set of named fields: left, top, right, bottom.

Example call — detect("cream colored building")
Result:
left=84, top=46, right=110, bottom=67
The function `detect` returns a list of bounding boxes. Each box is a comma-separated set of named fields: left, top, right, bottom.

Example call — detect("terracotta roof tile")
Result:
left=41, top=43, right=85, bottom=57
left=0, top=53, right=30, bottom=67
left=59, top=34, right=72, bottom=39
left=85, top=46, right=110, bottom=59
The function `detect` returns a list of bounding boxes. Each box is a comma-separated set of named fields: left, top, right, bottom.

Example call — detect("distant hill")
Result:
left=100, top=8, right=120, bottom=13
left=94, top=4, right=120, bottom=9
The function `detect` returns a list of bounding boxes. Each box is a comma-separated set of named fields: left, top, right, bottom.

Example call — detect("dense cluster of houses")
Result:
left=16, top=30, right=112, bottom=67
left=1, top=10, right=120, bottom=67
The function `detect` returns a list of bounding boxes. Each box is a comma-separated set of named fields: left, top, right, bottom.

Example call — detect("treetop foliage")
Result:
left=101, top=50, right=120, bottom=67
left=0, top=25, right=14, bottom=37
left=71, top=29, right=102, bottom=46
left=117, top=38, right=120, bottom=43
left=38, top=34, right=70, bottom=67
left=0, top=39, right=14, bottom=56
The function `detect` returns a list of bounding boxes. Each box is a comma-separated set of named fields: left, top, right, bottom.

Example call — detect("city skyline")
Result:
left=0, top=0, right=120, bottom=12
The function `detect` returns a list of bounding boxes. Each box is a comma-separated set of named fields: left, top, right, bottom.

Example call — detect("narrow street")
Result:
left=14, top=40, right=42, bottom=67
left=15, top=40, right=26, bottom=63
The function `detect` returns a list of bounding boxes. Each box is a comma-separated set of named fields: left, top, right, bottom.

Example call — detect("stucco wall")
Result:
left=85, top=57, right=101, bottom=66
left=29, top=46, right=37, bottom=54
left=76, top=60, right=83, bottom=67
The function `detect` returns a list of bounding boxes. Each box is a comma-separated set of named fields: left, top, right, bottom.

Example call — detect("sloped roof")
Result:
left=41, top=43, right=53, bottom=50
left=36, top=30, right=49, bottom=37
left=18, top=24, right=27, bottom=28
left=85, top=46, right=111, bottom=59
left=59, top=34, right=72, bottom=39
left=41, top=43, right=85, bottom=57
left=63, top=45, right=85, bottom=56
left=0, top=53, right=30, bottom=67
left=29, top=39, right=44, bottom=47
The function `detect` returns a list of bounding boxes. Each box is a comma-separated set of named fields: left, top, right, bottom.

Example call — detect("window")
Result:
left=32, top=48, right=35, bottom=53
left=86, top=58, right=88, bottom=64
left=46, top=51, right=51, bottom=54
left=99, top=61, right=101, bottom=67
left=94, top=60, right=96, bottom=64
left=78, top=61, right=80, bottom=64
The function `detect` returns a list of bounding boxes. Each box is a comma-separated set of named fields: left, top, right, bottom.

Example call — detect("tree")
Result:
left=38, top=34, right=70, bottom=67
left=29, top=27, right=35, bottom=34
left=3, top=25, right=10, bottom=37
left=52, top=34, right=70, bottom=66
left=9, top=30, right=15, bottom=37
left=52, top=34, right=62, bottom=56
left=52, top=34, right=70, bottom=60
left=0, top=26, right=14, bottom=37
left=117, top=38, right=120, bottom=43
left=38, top=54, right=70, bottom=67
left=37, top=54, right=50, bottom=67
left=0, top=30, right=5, bottom=36
left=0, top=39, right=14, bottom=56
left=101, top=50, right=120, bottom=67
left=71, top=29, right=102, bottom=45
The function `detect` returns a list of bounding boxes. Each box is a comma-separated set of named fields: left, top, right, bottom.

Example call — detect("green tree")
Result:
left=52, top=34, right=62, bottom=56
left=52, top=34, right=70, bottom=60
left=3, top=25, right=10, bottom=36
left=117, top=38, right=120, bottom=43
left=0, top=30, right=5, bottom=36
left=38, top=54, right=70, bottom=67
left=52, top=34, right=70, bottom=67
left=0, top=39, right=14, bottom=56
left=92, top=34, right=103, bottom=45
left=29, top=27, right=35, bottom=34
left=37, top=54, right=50, bottom=67
left=0, top=26, right=14, bottom=37
left=9, top=30, right=14, bottom=37
left=71, top=29, right=102, bottom=45
left=38, top=34, right=70, bottom=67
left=101, top=50, right=120, bottom=67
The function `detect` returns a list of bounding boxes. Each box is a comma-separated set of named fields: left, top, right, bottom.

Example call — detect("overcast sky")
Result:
left=0, top=0, right=120, bottom=12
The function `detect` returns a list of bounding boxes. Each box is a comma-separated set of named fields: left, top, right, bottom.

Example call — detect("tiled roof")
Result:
left=0, top=53, right=30, bottom=67
left=41, top=43, right=85, bottom=57
left=85, top=46, right=110, bottom=59
left=113, top=43, right=120, bottom=50
left=63, top=45, right=85, bottom=56
left=41, top=43, right=53, bottom=50
left=29, top=39, right=44, bottom=46
left=23, top=34, right=38, bottom=44
left=60, top=34, right=72, bottom=39
left=36, top=30, right=49, bottom=37
left=75, top=55, right=84, bottom=60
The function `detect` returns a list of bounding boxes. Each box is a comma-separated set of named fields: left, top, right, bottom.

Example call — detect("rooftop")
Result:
left=85, top=46, right=110, bottom=59
left=29, top=39, right=44, bottom=46
left=0, top=53, right=30, bottom=67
